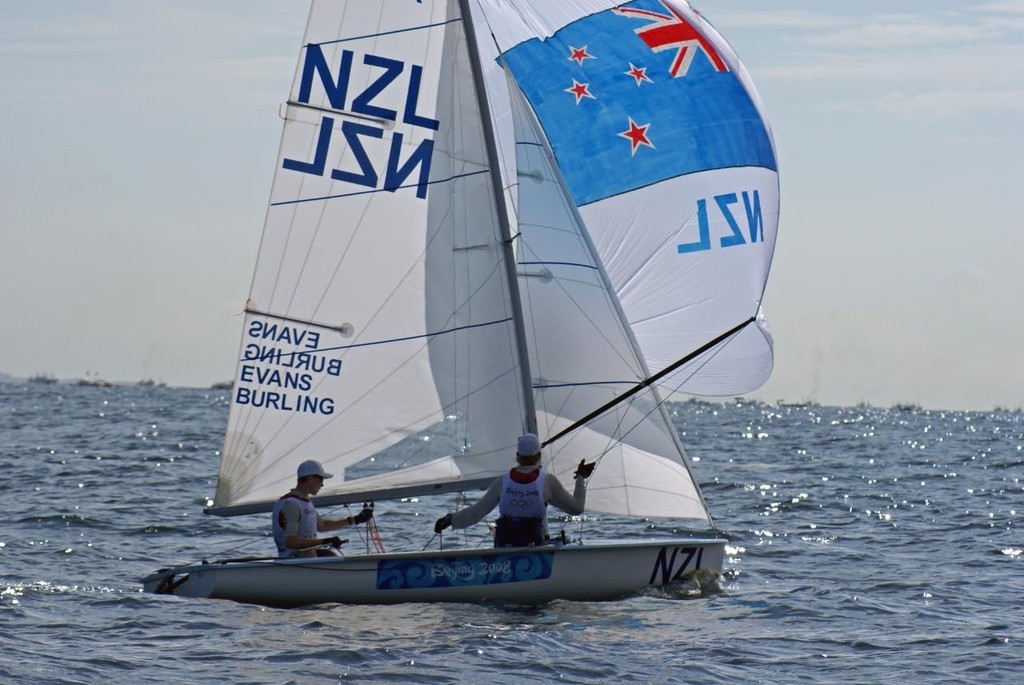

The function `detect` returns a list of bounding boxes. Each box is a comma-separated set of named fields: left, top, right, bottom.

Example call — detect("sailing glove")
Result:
left=574, top=459, right=596, bottom=479
left=325, top=536, right=344, bottom=549
left=352, top=507, right=374, bottom=525
left=434, top=513, right=453, bottom=534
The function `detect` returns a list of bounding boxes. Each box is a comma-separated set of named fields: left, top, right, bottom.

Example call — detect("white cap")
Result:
left=297, top=459, right=333, bottom=479
left=516, top=433, right=541, bottom=457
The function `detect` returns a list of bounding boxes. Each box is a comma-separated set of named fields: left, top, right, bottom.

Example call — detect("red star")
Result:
left=618, top=117, right=654, bottom=155
left=564, top=79, right=595, bottom=104
left=567, top=45, right=594, bottom=66
left=625, top=62, right=653, bottom=86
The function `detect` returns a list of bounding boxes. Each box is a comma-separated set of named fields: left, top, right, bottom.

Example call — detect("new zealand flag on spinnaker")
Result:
left=501, top=0, right=777, bottom=207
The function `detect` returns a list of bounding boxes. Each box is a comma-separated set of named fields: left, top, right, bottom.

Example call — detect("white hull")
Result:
left=143, top=538, right=725, bottom=608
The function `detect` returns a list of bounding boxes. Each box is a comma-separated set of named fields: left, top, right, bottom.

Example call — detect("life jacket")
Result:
left=271, top=492, right=318, bottom=556
left=495, top=469, right=546, bottom=547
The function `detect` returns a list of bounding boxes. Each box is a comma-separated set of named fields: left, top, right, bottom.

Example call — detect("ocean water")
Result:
left=0, top=382, right=1020, bottom=684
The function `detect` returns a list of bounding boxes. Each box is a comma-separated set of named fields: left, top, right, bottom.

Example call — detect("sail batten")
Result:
left=305, top=17, right=465, bottom=47
left=267, top=169, right=492, bottom=207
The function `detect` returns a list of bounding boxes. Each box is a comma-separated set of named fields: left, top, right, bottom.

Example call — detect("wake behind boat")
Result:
left=144, top=0, right=778, bottom=607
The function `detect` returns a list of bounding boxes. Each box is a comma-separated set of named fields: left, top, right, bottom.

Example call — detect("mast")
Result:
left=458, top=0, right=537, bottom=435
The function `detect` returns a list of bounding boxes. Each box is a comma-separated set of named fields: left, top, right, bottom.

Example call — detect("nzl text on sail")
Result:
left=282, top=45, right=440, bottom=200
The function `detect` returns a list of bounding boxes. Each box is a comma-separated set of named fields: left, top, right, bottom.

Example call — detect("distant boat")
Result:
left=777, top=400, right=810, bottom=408
left=28, top=374, right=58, bottom=385
left=209, top=381, right=233, bottom=390
left=75, top=373, right=112, bottom=388
left=137, top=378, right=167, bottom=388
left=143, top=0, right=779, bottom=607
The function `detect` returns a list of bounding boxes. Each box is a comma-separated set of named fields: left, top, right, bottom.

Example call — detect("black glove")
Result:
left=574, top=459, right=595, bottom=479
left=434, top=513, right=453, bottom=534
left=352, top=506, right=374, bottom=525
left=324, top=536, right=344, bottom=549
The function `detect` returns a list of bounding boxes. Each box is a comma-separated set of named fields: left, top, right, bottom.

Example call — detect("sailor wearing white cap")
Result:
left=433, top=433, right=595, bottom=547
left=271, top=459, right=374, bottom=557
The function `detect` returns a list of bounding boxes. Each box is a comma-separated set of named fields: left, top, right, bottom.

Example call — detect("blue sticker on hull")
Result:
left=377, top=551, right=554, bottom=590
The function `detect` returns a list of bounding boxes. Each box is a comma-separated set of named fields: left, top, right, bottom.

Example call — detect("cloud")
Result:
left=819, top=87, right=1024, bottom=121
left=803, top=14, right=1004, bottom=49
left=710, top=10, right=843, bottom=31
left=944, top=264, right=996, bottom=296
left=869, top=88, right=1024, bottom=120
left=727, top=5, right=1024, bottom=93
left=975, top=0, right=1024, bottom=13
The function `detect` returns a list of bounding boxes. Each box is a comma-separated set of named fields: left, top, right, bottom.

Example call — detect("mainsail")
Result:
left=214, top=0, right=531, bottom=513
left=209, top=0, right=778, bottom=525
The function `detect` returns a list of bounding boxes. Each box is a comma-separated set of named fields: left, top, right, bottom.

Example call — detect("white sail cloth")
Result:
left=209, top=0, right=778, bottom=526
left=216, top=0, right=527, bottom=510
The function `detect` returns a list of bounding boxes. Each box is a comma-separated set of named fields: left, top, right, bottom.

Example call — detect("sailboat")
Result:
left=143, top=0, right=778, bottom=607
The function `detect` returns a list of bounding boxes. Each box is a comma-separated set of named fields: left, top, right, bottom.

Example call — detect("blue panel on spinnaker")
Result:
left=502, top=0, right=776, bottom=206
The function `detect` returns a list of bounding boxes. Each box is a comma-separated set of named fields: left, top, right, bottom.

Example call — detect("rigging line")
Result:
left=469, top=8, right=638, bottom=425
left=505, top=86, right=652, bottom=381
left=228, top=125, right=339, bottom=460
left=228, top=275, right=513, bottom=478
left=226, top=358, right=520, bottom=498
left=244, top=308, right=349, bottom=333
left=515, top=224, right=645, bottom=379
left=241, top=159, right=503, bottom=457
left=178, top=534, right=269, bottom=570
left=460, top=0, right=537, bottom=435
left=244, top=317, right=516, bottom=473
left=473, top=2, right=522, bottom=220
left=517, top=252, right=648, bottom=398
left=520, top=259, right=599, bottom=271
left=596, top=329, right=737, bottom=529
left=573, top=164, right=769, bottom=209
left=235, top=199, right=520, bottom=484
left=227, top=15, right=482, bottom=469
left=549, top=359, right=662, bottom=493
left=302, top=164, right=483, bottom=336
left=307, top=17, right=462, bottom=47
left=549, top=329, right=726, bottom=475
left=517, top=247, right=644, bottom=440
left=542, top=316, right=757, bottom=448
left=223, top=315, right=513, bottom=471
left=283, top=99, right=390, bottom=126
left=535, top=379, right=637, bottom=389
left=242, top=316, right=515, bottom=358
left=245, top=282, right=520, bottom=458
left=269, top=169, right=489, bottom=206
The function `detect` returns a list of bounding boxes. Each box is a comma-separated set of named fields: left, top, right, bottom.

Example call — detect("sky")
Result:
left=1, top=1, right=1022, bottom=411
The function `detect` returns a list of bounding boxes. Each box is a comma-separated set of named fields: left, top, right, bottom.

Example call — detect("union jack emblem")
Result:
left=613, top=1, right=727, bottom=77
left=501, top=0, right=775, bottom=206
